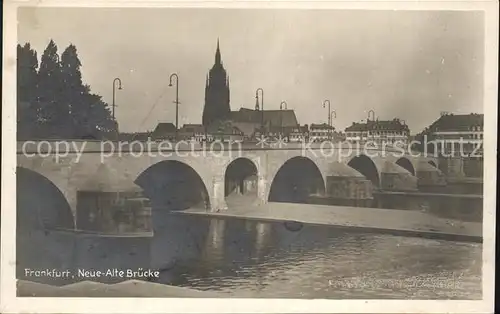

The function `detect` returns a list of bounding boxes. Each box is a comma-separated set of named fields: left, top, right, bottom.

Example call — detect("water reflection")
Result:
left=154, top=214, right=481, bottom=299
left=201, top=219, right=226, bottom=266
left=254, top=222, right=272, bottom=258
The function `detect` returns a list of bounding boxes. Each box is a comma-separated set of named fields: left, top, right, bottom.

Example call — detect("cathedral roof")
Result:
left=230, top=108, right=299, bottom=128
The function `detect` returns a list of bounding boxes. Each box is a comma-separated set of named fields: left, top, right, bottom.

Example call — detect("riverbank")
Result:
left=373, top=190, right=483, bottom=199
left=17, top=279, right=221, bottom=297
left=177, top=201, right=482, bottom=243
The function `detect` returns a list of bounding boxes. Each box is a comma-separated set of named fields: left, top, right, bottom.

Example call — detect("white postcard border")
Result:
left=1, top=0, right=497, bottom=313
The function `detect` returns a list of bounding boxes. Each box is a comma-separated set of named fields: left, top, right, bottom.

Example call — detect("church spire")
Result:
left=215, top=38, right=221, bottom=65
left=203, top=38, right=230, bottom=127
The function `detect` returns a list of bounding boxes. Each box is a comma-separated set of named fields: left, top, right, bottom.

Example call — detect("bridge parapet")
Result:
left=16, top=139, right=442, bottom=231
left=17, top=140, right=411, bottom=155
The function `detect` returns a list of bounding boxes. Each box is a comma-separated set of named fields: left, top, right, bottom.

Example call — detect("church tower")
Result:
left=202, top=39, right=231, bottom=127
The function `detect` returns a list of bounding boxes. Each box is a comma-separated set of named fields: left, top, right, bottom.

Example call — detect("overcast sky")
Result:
left=18, top=8, right=484, bottom=133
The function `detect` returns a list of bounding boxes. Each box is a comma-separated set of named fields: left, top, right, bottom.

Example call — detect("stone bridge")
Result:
left=16, top=141, right=443, bottom=230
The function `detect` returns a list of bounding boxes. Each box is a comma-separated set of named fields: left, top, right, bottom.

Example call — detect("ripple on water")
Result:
left=166, top=216, right=481, bottom=299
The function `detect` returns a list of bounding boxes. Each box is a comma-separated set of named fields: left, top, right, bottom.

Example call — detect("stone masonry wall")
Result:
left=77, top=191, right=152, bottom=233
left=380, top=173, right=418, bottom=191
left=416, top=170, right=447, bottom=187
left=326, top=176, right=373, bottom=200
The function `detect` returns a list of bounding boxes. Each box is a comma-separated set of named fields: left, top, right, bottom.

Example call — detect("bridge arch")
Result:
left=224, top=157, right=258, bottom=201
left=428, top=160, right=437, bottom=168
left=16, top=167, right=75, bottom=230
left=268, top=156, right=325, bottom=203
left=134, top=160, right=211, bottom=213
left=395, top=157, right=415, bottom=176
left=347, top=155, right=380, bottom=187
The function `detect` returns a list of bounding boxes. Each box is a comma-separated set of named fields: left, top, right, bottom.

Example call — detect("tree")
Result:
left=59, top=44, right=116, bottom=139
left=17, top=43, right=39, bottom=139
left=84, top=93, right=117, bottom=139
left=60, top=44, right=88, bottom=138
left=37, top=39, right=66, bottom=138
left=17, top=40, right=117, bottom=139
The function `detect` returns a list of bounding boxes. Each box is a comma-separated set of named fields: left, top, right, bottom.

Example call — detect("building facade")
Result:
left=427, top=113, right=484, bottom=157
left=206, top=121, right=244, bottom=142
left=178, top=124, right=209, bottom=142
left=309, top=123, right=336, bottom=142
left=288, top=125, right=309, bottom=142
left=345, top=119, right=410, bottom=146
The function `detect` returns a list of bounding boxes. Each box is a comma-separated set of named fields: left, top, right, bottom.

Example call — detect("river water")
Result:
left=150, top=214, right=481, bottom=299
left=17, top=181, right=483, bottom=299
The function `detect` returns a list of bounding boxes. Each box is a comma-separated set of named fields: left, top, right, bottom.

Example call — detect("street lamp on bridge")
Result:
left=112, top=78, right=123, bottom=121
left=368, top=110, right=375, bottom=121
left=280, top=101, right=288, bottom=137
left=256, top=88, right=264, bottom=134
left=169, top=73, right=180, bottom=141
left=330, top=110, right=337, bottom=141
left=367, top=109, right=376, bottom=142
left=323, top=100, right=331, bottom=140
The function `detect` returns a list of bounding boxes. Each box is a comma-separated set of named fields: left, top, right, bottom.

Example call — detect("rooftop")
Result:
left=431, top=113, right=484, bottom=132
left=153, top=122, right=176, bottom=134
left=345, top=119, right=409, bottom=132
left=179, top=124, right=205, bottom=134
left=230, top=108, right=299, bottom=128
left=310, top=123, right=335, bottom=130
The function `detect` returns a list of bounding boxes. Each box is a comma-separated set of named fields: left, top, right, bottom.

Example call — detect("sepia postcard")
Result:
left=1, top=0, right=498, bottom=313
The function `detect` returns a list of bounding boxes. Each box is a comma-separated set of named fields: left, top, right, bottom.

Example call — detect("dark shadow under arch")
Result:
left=224, top=158, right=258, bottom=201
left=348, top=155, right=380, bottom=187
left=268, top=157, right=325, bottom=203
left=396, top=157, right=416, bottom=176
left=16, top=167, right=75, bottom=230
left=134, top=160, right=210, bottom=213
left=135, top=161, right=212, bottom=278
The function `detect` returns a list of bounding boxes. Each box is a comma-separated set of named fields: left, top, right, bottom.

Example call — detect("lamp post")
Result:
left=169, top=73, right=179, bottom=141
left=112, top=78, right=122, bottom=121
left=400, top=119, right=407, bottom=146
left=323, top=100, right=331, bottom=141
left=280, top=101, right=287, bottom=137
left=330, top=110, right=336, bottom=141
left=256, top=88, right=264, bottom=134
left=367, top=109, right=375, bottom=142
left=368, top=110, right=375, bottom=121
left=330, top=110, right=337, bottom=121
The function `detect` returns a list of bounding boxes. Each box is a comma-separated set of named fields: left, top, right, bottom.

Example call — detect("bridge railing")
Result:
left=17, top=140, right=414, bottom=155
